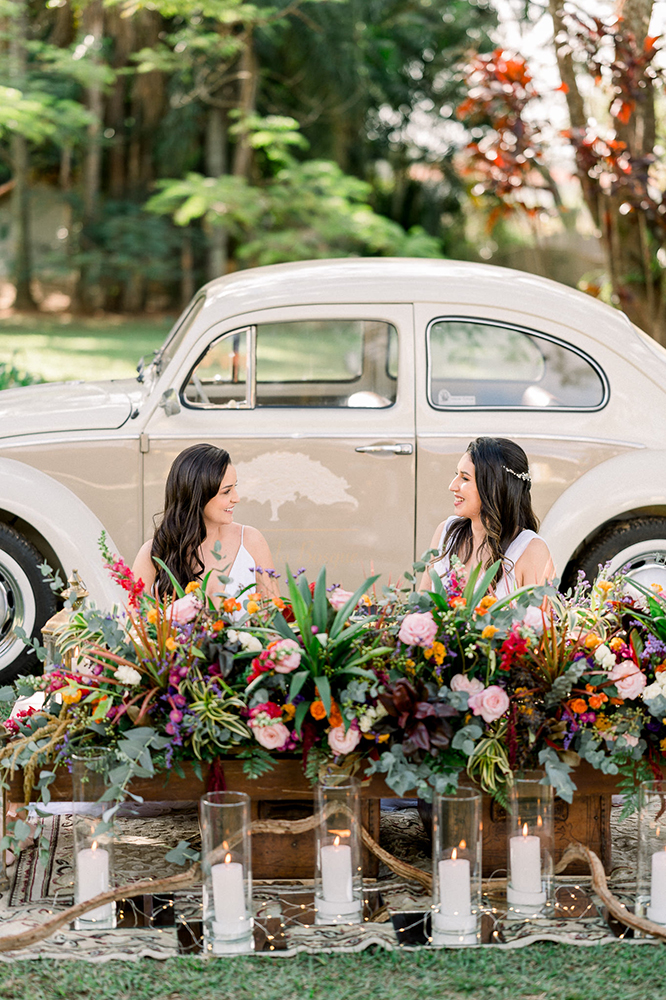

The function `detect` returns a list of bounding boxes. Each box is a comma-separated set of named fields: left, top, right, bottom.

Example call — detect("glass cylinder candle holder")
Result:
left=506, top=770, right=554, bottom=917
left=636, top=780, right=666, bottom=925
left=431, top=787, right=482, bottom=947
left=314, top=774, right=363, bottom=925
left=201, top=791, right=253, bottom=955
left=71, top=750, right=116, bottom=931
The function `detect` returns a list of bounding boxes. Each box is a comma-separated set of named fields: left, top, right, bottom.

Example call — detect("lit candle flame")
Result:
left=537, top=815, right=543, bottom=828
left=222, top=840, right=229, bottom=850
left=92, top=841, right=98, bottom=852
left=451, top=847, right=458, bottom=861
left=522, top=823, right=529, bottom=838
left=333, top=836, right=340, bottom=847
left=459, top=839, right=466, bottom=851
left=224, top=853, right=232, bottom=865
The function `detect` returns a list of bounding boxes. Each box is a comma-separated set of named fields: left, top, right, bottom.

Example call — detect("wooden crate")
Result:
left=5, top=758, right=628, bottom=877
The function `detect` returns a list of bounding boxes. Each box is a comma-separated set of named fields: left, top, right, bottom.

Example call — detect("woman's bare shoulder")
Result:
left=242, top=525, right=274, bottom=560
left=516, top=537, right=554, bottom=585
left=132, top=539, right=156, bottom=584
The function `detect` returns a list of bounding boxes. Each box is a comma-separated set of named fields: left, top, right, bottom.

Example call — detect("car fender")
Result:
left=540, top=449, right=666, bottom=574
left=0, top=458, right=127, bottom=609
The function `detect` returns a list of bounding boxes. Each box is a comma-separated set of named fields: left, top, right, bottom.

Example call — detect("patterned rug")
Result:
left=0, top=803, right=655, bottom=961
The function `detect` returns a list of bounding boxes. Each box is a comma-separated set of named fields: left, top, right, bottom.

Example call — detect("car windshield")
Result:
left=141, top=295, right=206, bottom=378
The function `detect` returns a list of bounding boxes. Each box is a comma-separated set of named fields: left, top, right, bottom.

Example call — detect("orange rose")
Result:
left=272, top=598, right=285, bottom=610
left=328, top=703, right=343, bottom=728
left=570, top=698, right=588, bottom=714
left=588, top=693, right=608, bottom=709
left=584, top=634, right=602, bottom=650
left=450, top=596, right=466, bottom=609
left=212, top=620, right=225, bottom=632
left=310, top=700, right=327, bottom=720
left=246, top=601, right=259, bottom=614
left=223, top=598, right=241, bottom=614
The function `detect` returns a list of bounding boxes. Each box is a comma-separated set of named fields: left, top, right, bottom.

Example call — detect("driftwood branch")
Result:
left=0, top=816, right=431, bottom=953
left=558, top=841, right=666, bottom=941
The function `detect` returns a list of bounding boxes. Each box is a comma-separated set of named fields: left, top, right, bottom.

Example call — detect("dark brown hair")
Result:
left=151, top=443, right=231, bottom=596
left=442, top=437, right=539, bottom=585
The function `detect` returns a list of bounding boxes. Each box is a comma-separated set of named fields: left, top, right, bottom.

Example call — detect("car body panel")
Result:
left=0, top=258, right=665, bottom=596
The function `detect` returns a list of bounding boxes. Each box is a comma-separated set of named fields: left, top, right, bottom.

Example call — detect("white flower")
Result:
left=237, top=632, right=263, bottom=653
left=114, top=665, right=141, bottom=686
left=357, top=703, right=387, bottom=732
left=594, top=645, right=616, bottom=669
left=226, top=629, right=239, bottom=643
left=314, top=633, right=329, bottom=647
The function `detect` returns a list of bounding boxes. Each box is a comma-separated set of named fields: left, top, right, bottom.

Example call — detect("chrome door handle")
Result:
left=355, top=443, right=413, bottom=455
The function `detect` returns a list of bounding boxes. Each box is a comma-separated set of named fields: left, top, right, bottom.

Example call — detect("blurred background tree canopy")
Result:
left=0, top=0, right=496, bottom=314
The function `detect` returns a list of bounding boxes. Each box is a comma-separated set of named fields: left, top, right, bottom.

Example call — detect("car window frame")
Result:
left=180, top=319, right=400, bottom=411
left=425, top=314, right=610, bottom=412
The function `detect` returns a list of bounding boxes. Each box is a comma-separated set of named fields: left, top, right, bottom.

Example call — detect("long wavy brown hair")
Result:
left=440, top=437, right=539, bottom=587
left=151, top=443, right=231, bottom=596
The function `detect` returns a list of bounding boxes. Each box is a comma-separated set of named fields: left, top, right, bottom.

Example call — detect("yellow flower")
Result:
left=146, top=608, right=158, bottom=624
left=594, top=715, right=612, bottom=731
left=475, top=595, right=496, bottom=615
left=61, top=688, right=82, bottom=705
left=165, top=636, right=177, bottom=651
left=596, top=580, right=613, bottom=593
left=405, top=658, right=415, bottom=667
left=584, top=634, right=602, bottom=650
left=481, top=625, right=498, bottom=639
left=423, top=646, right=433, bottom=660
left=378, top=733, right=390, bottom=743
left=610, top=637, right=624, bottom=652
left=283, top=703, right=296, bottom=720
left=431, top=641, right=446, bottom=665
left=660, top=737, right=666, bottom=753
left=185, top=581, right=200, bottom=595
left=652, top=583, right=664, bottom=594
left=246, top=600, right=259, bottom=614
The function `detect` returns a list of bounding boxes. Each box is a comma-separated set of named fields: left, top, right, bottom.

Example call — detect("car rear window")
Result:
left=427, top=318, right=606, bottom=409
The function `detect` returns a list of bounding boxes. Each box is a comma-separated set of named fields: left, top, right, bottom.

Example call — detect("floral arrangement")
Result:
left=2, top=540, right=666, bottom=822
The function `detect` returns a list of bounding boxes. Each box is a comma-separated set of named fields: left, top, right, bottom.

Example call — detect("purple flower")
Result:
left=173, top=694, right=186, bottom=708
left=169, top=709, right=183, bottom=724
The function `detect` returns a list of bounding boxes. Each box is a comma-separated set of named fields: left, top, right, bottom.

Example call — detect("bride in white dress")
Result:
left=132, top=443, right=279, bottom=608
left=423, top=437, right=554, bottom=597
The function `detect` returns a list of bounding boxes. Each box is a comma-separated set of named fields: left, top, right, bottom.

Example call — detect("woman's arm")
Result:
left=243, top=526, right=280, bottom=599
left=514, top=538, right=555, bottom=589
left=131, top=539, right=157, bottom=593
left=419, top=520, right=448, bottom=592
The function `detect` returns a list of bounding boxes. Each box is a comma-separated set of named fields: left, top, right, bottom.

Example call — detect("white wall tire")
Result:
left=0, top=525, right=57, bottom=682
left=569, top=517, right=666, bottom=590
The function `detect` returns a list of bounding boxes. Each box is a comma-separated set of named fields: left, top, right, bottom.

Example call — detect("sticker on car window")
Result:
left=438, top=389, right=476, bottom=405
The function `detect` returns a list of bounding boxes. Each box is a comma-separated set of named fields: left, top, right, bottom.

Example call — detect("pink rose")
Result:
left=450, top=674, right=485, bottom=695
left=468, top=684, right=510, bottom=723
left=327, top=723, right=362, bottom=755
left=518, top=606, right=544, bottom=632
left=253, top=722, right=291, bottom=750
left=609, top=660, right=647, bottom=700
left=398, top=611, right=438, bottom=648
left=328, top=587, right=355, bottom=611
left=170, top=593, right=202, bottom=623
left=271, top=638, right=302, bottom=674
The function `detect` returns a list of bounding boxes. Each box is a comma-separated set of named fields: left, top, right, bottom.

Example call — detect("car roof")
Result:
left=201, top=257, right=629, bottom=336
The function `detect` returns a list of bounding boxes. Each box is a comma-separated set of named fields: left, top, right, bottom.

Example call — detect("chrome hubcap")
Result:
left=0, top=562, right=25, bottom=659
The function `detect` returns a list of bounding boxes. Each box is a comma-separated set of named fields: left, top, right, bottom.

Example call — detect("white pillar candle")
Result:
left=321, top=836, right=353, bottom=903
left=438, top=849, right=471, bottom=917
left=510, top=824, right=542, bottom=894
left=76, top=843, right=112, bottom=921
left=211, top=854, right=247, bottom=935
left=649, top=848, right=666, bottom=922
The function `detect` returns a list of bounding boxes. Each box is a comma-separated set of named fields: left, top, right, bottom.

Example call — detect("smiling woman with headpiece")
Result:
left=422, top=437, right=554, bottom=596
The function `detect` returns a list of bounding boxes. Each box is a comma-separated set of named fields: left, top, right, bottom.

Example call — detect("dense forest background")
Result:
left=0, top=0, right=498, bottom=313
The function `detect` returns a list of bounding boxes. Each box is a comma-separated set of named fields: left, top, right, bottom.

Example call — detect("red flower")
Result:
left=498, top=627, right=530, bottom=671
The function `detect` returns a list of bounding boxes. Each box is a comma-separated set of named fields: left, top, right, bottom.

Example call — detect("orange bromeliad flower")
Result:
left=310, top=700, right=327, bottom=720
left=570, top=698, right=588, bottom=714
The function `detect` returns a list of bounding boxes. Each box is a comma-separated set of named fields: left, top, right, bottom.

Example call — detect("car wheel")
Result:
left=0, top=524, right=57, bottom=684
left=569, top=516, right=666, bottom=590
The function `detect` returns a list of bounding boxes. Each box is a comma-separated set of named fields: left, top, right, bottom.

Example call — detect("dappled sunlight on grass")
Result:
left=0, top=315, right=174, bottom=383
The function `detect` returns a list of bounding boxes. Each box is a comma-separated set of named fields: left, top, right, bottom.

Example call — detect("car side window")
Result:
left=428, top=318, right=606, bottom=409
left=183, top=320, right=397, bottom=409
left=183, top=328, right=250, bottom=408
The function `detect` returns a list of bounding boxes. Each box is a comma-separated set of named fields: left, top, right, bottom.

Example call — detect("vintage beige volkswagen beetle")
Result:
left=1, top=257, right=666, bottom=680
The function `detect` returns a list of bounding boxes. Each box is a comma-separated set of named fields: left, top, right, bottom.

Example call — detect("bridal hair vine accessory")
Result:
left=503, top=465, right=531, bottom=483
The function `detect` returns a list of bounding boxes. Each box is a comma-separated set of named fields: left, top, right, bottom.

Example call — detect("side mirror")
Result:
left=158, top=388, right=181, bottom=417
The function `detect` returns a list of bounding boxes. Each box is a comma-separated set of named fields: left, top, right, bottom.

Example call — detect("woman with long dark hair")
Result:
left=424, top=437, right=553, bottom=596
left=132, top=443, right=278, bottom=604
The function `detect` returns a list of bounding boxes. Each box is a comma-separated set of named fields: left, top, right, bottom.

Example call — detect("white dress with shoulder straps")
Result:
left=431, top=516, right=544, bottom=598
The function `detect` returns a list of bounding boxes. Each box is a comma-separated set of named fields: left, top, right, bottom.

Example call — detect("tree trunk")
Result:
left=9, top=0, right=37, bottom=310
left=205, top=105, right=229, bottom=280
left=232, top=33, right=258, bottom=180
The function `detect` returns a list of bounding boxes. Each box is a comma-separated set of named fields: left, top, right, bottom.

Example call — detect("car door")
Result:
left=413, top=303, right=636, bottom=574
left=143, top=304, right=415, bottom=586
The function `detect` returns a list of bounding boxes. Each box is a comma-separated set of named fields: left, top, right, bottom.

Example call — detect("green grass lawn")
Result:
left=0, top=314, right=174, bottom=383
left=0, top=945, right=664, bottom=1000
